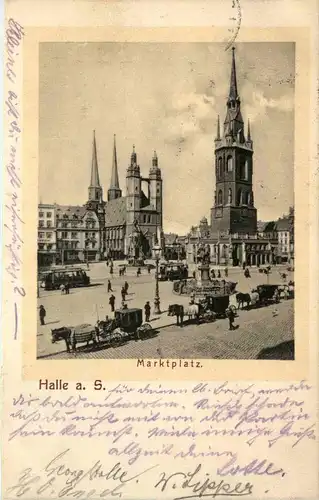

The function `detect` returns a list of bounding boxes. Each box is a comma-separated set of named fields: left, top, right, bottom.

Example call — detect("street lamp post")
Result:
left=153, top=244, right=161, bottom=315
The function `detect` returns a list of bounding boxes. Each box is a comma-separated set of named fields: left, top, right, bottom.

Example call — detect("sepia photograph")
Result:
left=37, top=41, right=295, bottom=361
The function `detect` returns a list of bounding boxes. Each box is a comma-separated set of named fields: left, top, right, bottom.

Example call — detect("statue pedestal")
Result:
left=196, top=263, right=210, bottom=287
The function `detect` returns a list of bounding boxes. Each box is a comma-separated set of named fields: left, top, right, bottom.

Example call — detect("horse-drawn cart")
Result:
left=256, top=284, right=280, bottom=305
left=201, top=294, right=230, bottom=319
left=97, top=307, right=153, bottom=343
left=51, top=307, right=154, bottom=353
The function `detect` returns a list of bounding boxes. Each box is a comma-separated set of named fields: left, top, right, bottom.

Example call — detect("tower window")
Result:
left=237, top=188, right=242, bottom=206
left=228, top=188, right=232, bottom=204
left=244, top=192, right=249, bottom=205
left=217, top=189, right=223, bottom=205
left=227, top=156, right=233, bottom=172
left=218, top=158, right=223, bottom=179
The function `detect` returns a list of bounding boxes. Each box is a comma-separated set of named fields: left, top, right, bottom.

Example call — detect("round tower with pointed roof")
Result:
left=149, top=150, right=163, bottom=228
left=126, top=145, right=141, bottom=225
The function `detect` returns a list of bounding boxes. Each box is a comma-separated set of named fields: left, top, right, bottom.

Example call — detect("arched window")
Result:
left=239, top=157, right=245, bottom=179
left=228, top=188, right=232, bottom=204
left=218, top=189, right=223, bottom=205
left=227, top=156, right=233, bottom=172
left=237, top=188, right=242, bottom=206
left=244, top=192, right=249, bottom=205
left=218, top=158, right=223, bottom=179
left=244, top=160, right=249, bottom=180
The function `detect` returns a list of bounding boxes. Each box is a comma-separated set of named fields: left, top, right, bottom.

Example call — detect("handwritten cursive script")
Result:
left=4, top=18, right=26, bottom=340
left=7, top=448, right=158, bottom=499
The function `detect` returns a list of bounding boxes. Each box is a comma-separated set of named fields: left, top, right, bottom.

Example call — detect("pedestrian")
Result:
left=148, top=265, right=151, bottom=274
left=60, top=284, right=65, bottom=295
left=121, top=286, right=126, bottom=302
left=124, top=281, right=129, bottom=294
left=109, top=294, right=115, bottom=312
left=137, top=267, right=141, bottom=277
left=39, top=305, right=46, bottom=325
left=217, top=269, right=221, bottom=279
left=227, top=307, right=236, bottom=331
left=65, top=282, right=70, bottom=295
left=123, top=265, right=126, bottom=275
left=144, top=301, right=151, bottom=322
left=106, top=259, right=109, bottom=267
left=224, top=267, right=228, bottom=278
left=110, top=266, right=113, bottom=276
left=87, top=261, right=90, bottom=270
left=107, top=279, right=113, bottom=292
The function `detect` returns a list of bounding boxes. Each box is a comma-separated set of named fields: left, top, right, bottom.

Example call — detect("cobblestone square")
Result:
left=37, top=262, right=294, bottom=360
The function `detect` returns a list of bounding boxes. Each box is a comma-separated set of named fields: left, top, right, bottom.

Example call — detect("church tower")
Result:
left=126, top=145, right=141, bottom=225
left=149, top=151, right=163, bottom=227
left=107, top=134, right=122, bottom=202
left=211, top=47, right=257, bottom=235
left=87, top=130, right=103, bottom=206
left=86, top=130, right=105, bottom=257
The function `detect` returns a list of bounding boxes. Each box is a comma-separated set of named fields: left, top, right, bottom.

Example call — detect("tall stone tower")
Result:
left=211, top=47, right=257, bottom=235
left=149, top=151, right=163, bottom=227
left=126, top=145, right=141, bottom=225
left=107, top=134, right=122, bottom=202
left=86, top=130, right=105, bottom=256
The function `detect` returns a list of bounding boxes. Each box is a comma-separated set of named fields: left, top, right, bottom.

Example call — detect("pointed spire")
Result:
left=110, top=134, right=120, bottom=188
left=152, top=150, right=158, bottom=167
left=90, top=130, right=101, bottom=187
left=247, top=119, right=251, bottom=140
left=216, top=115, right=221, bottom=140
left=228, top=47, right=238, bottom=101
left=131, top=144, right=137, bottom=165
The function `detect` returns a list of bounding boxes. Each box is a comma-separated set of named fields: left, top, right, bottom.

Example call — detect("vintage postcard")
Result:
left=2, top=0, right=319, bottom=499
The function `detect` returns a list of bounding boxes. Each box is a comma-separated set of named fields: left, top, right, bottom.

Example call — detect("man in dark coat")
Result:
left=224, top=267, right=228, bottom=278
left=109, top=294, right=115, bottom=312
left=124, top=281, right=129, bottom=294
left=39, top=305, right=46, bottom=325
left=227, top=307, right=236, bottom=330
left=107, top=280, right=113, bottom=292
left=121, top=286, right=126, bottom=302
left=144, top=301, right=151, bottom=322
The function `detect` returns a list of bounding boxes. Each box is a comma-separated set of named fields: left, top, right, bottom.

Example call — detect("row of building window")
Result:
left=38, top=232, right=53, bottom=239
left=217, top=157, right=249, bottom=180
left=39, top=211, right=52, bottom=218
left=216, top=188, right=253, bottom=206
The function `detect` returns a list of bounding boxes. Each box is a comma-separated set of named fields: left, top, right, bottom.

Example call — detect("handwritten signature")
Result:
left=6, top=448, right=158, bottom=498
left=155, top=463, right=253, bottom=499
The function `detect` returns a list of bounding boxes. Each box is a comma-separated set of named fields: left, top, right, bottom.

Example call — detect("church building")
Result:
left=88, top=133, right=163, bottom=260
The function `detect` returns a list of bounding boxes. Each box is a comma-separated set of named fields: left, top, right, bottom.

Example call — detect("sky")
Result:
left=39, top=42, right=295, bottom=235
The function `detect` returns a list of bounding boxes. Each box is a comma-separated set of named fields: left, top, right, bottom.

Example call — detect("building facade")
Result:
left=276, top=207, right=294, bottom=264
left=38, top=132, right=163, bottom=265
left=38, top=204, right=57, bottom=267
left=104, top=137, right=163, bottom=260
left=186, top=47, right=279, bottom=267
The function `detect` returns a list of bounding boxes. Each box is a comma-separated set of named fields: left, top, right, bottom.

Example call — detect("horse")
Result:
left=51, top=325, right=98, bottom=352
left=184, top=303, right=200, bottom=323
left=51, top=327, right=72, bottom=351
left=236, top=292, right=251, bottom=309
left=168, top=304, right=184, bottom=326
left=257, top=340, right=294, bottom=360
